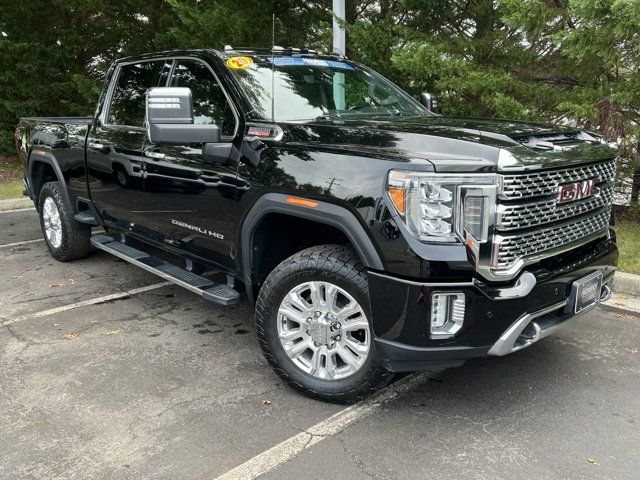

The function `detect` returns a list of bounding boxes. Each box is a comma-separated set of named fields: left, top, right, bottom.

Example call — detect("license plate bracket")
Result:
left=567, top=271, right=603, bottom=314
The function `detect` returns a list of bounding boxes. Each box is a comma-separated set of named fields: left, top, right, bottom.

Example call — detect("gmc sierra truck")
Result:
left=16, top=47, right=618, bottom=402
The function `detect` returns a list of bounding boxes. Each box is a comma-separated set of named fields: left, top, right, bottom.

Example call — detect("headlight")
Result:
left=387, top=170, right=496, bottom=244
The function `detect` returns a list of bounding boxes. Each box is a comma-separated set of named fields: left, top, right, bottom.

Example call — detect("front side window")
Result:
left=227, top=56, right=427, bottom=121
left=169, top=59, right=236, bottom=137
left=108, top=61, right=169, bottom=127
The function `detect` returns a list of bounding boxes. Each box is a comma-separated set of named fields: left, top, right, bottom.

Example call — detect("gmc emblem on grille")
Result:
left=557, top=179, right=601, bottom=204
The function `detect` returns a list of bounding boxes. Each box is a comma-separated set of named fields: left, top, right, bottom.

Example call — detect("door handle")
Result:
left=89, top=142, right=107, bottom=150
left=144, top=150, right=166, bottom=160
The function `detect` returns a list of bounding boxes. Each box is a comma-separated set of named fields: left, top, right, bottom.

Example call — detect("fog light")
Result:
left=430, top=292, right=465, bottom=339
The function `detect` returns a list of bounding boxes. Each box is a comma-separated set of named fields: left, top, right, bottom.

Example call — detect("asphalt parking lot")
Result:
left=1, top=207, right=639, bottom=480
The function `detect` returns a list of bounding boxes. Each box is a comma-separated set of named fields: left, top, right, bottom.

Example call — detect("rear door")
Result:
left=140, top=57, right=242, bottom=271
left=87, top=59, right=170, bottom=230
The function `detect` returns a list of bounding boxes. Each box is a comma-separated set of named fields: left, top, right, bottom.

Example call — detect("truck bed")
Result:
left=15, top=116, right=93, bottom=166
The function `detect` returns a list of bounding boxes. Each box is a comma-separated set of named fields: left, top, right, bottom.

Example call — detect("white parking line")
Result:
left=0, top=281, right=171, bottom=327
left=214, top=372, right=428, bottom=480
left=0, top=207, right=36, bottom=213
left=0, top=229, right=105, bottom=249
left=0, top=238, right=44, bottom=249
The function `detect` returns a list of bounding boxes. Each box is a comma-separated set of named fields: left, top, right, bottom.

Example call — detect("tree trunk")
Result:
left=631, top=163, right=640, bottom=204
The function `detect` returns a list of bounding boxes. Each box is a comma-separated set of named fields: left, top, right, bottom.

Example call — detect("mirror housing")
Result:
left=146, top=87, right=220, bottom=145
left=420, top=92, right=438, bottom=113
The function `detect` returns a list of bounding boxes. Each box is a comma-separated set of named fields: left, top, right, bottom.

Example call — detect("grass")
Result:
left=0, top=155, right=22, bottom=182
left=0, top=154, right=24, bottom=200
left=614, top=221, right=640, bottom=275
left=0, top=180, right=24, bottom=200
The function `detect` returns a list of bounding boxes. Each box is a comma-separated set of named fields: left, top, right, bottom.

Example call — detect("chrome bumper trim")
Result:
left=488, top=300, right=569, bottom=356
left=368, top=270, right=537, bottom=300
left=491, top=271, right=537, bottom=300
left=367, top=271, right=475, bottom=288
left=488, top=278, right=613, bottom=356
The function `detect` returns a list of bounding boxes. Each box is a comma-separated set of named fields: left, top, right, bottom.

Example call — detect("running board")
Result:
left=90, top=234, right=241, bottom=305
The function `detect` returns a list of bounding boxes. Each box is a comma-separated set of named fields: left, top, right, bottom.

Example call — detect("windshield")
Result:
left=226, top=55, right=426, bottom=121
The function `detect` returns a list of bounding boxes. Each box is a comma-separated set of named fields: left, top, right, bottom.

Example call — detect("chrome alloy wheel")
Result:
left=42, top=196, right=62, bottom=248
left=277, top=281, right=371, bottom=380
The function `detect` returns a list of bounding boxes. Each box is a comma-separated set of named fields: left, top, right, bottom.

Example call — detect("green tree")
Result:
left=0, top=0, right=329, bottom=154
left=156, top=0, right=330, bottom=50
left=0, top=0, right=164, bottom=152
left=343, top=0, right=640, bottom=203
left=1, top=0, right=638, bottom=205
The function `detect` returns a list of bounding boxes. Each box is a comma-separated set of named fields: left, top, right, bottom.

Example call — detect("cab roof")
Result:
left=220, top=45, right=345, bottom=60
left=114, top=46, right=346, bottom=65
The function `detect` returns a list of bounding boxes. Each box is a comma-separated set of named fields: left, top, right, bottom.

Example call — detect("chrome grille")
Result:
left=495, top=209, right=611, bottom=268
left=499, top=159, right=616, bottom=200
left=496, top=185, right=613, bottom=231
left=486, top=158, right=616, bottom=276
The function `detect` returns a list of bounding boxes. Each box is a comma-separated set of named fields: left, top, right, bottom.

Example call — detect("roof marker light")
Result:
left=286, top=196, right=318, bottom=208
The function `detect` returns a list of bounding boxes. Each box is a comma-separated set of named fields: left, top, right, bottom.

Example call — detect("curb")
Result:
left=603, top=292, right=640, bottom=315
left=611, top=271, right=640, bottom=297
left=0, top=197, right=33, bottom=211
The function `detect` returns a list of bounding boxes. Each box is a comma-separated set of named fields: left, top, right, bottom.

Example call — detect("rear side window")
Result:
left=169, top=59, right=236, bottom=137
left=108, top=61, right=169, bottom=127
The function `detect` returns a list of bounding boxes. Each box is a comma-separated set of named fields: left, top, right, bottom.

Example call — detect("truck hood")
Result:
left=284, top=116, right=616, bottom=172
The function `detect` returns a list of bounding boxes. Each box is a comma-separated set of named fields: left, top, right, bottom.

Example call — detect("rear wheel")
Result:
left=256, top=245, right=392, bottom=403
left=38, top=182, right=91, bottom=261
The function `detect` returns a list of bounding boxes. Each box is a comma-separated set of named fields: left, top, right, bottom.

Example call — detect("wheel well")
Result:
left=250, top=213, right=352, bottom=291
left=31, top=160, right=58, bottom=204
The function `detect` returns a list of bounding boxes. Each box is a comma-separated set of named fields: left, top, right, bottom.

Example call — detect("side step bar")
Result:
left=90, top=235, right=241, bottom=305
left=74, top=211, right=100, bottom=226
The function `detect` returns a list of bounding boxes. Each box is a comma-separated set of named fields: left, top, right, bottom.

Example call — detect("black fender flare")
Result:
left=27, top=150, right=73, bottom=211
left=239, top=192, right=384, bottom=302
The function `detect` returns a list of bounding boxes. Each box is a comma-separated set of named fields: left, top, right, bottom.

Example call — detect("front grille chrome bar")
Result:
left=499, top=159, right=616, bottom=201
left=494, top=209, right=611, bottom=269
left=472, top=157, right=615, bottom=282
left=496, top=185, right=613, bottom=231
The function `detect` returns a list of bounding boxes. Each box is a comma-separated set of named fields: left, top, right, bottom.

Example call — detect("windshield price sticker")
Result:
left=271, top=57, right=354, bottom=70
left=226, top=56, right=254, bottom=69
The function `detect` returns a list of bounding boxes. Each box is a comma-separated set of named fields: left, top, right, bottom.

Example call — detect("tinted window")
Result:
left=108, top=61, right=168, bottom=126
left=169, top=60, right=236, bottom=137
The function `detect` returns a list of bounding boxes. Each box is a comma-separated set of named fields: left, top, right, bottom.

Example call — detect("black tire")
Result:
left=113, top=165, right=129, bottom=187
left=256, top=244, right=392, bottom=403
left=38, top=181, right=91, bottom=261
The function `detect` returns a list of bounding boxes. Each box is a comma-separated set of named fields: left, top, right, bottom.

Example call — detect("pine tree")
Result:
left=1, top=0, right=638, bottom=204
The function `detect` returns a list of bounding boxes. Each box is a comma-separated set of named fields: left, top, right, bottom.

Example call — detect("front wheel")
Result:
left=256, top=245, right=392, bottom=403
left=38, top=181, right=91, bottom=261
left=113, top=165, right=129, bottom=187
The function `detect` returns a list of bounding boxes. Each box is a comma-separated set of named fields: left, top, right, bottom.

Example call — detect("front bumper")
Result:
left=369, top=233, right=618, bottom=372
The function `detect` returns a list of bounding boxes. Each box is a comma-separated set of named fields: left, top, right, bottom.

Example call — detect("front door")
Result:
left=141, top=57, right=241, bottom=272
left=87, top=59, right=170, bottom=230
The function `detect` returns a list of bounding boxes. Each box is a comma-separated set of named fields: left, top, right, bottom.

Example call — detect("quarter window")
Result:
left=108, top=61, right=169, bottom=127
left=169, top=60, right=236, bottom=137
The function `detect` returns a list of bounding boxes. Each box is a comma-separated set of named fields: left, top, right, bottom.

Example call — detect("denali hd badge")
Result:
left=171, top=219, right=224, bottom=240
left=557, top=179, right=600, bottom=204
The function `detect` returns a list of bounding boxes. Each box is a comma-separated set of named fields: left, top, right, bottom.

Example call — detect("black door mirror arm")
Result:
left=202, top=142, right=235, bottom=165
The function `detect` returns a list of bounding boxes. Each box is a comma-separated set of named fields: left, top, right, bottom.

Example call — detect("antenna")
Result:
left=271, top=14, right=276, bottom=123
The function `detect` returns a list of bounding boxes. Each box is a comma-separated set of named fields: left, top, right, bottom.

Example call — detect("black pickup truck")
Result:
left=16, top=47, right=618, bottom=402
